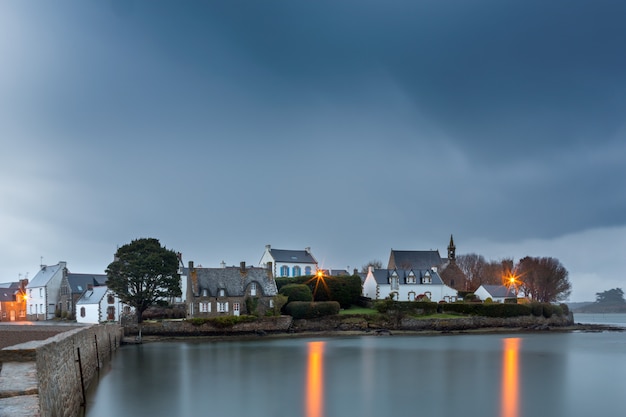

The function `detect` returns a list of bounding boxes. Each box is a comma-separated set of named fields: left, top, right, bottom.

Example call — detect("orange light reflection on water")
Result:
left=306, top=341, right=325, bottom=417
left=501, top=338, right=521, bottom=417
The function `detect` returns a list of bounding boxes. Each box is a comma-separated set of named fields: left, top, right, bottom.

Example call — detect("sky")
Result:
left=1, top=1, right=625, bottom=302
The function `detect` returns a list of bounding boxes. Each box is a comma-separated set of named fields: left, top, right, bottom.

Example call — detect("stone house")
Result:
left=362, top=266, right=458, bottom=302
left=0, top=280, right=28, bottom=321
left=59, top=272, right=107, bottom=318
left=185, top=261, right=278, bottom=317
left=259, top=244, right=318, bottom=277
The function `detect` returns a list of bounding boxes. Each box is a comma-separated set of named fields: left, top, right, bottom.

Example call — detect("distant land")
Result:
left=568, top=302, right=626, bottom=313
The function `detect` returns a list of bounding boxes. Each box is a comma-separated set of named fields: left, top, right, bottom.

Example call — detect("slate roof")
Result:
left=370, top=269, right=446, bottom=285
left=67, top=273, right=107, bottom=293
left=387, top=250, right=443, bottom=270
left=268, top=249, right=317, bottom=264
left=0, top=282, right=20, bottom=302
left=26, top=263, right=64, bottom=288
left=479, top=285, right=517, bottom=298
left=186, top=266, right=278, bottom=297
left=76, top=286, right=109, bottom=305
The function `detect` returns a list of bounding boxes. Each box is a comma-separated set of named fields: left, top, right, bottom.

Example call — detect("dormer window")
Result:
left=250, top=282, right=257, bottom=296
left=202, top=289, right=208, bottom=297
left=422, top=271, right=432, bottom=284
left=406, top=271, right=416, bottom=284
left=390, top=270, right=399, bottom=290
left=218, top=289, right=225, bottom=297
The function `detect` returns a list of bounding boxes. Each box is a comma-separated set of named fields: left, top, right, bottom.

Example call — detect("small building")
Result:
left=259, top=244, right=318, bottom=277
left=363, top=267, right=458, bottom=302
left=75, top=286, right=127, bottom=324
left=59, top=272, right=107, bottom=319
left=26, top=262, right=66, bottom=320
left=474, top=285, right=519, bottom=303
left=186, top=261, right=278, bottom=317
left=0, top=280, right=28, bottom=321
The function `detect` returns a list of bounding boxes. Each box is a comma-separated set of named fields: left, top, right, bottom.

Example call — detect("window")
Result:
left=218, top=302, right=229, bottom=313
left=39, top=288, right=43, bottom=297
left=199, top=302, right=211, bottom=313
left=269, top=299, right=274, bottom=308
left=305, top=266, right=312, bottom=275
left=107, top=295, right=115, bottom=304
left=280, top=265, right=289, bottom=277
left=408, top=291, right=416, bottom=301
left=123, top=306, right=131, bottom=314
left=202, top=289, right=209, bottom=297
left=107, top=306, right=115, bottom=321
left=218, top=289, right=225, bottom=297
left=293, top=266, right=301, bottom=277
left=406, top=272, right=416, bottom=284
left=422, top=271, right=432, bottom=284
left=80, top=307, right=86, bottom=318
left=250, top=282, right=257, bottom=296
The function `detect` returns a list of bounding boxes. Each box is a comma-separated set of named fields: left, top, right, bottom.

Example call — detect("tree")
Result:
left=106, top=238, right=181, bottom=335
left=516, top=256, right=571, bottom=303
left=279, top=284, right=313, bottom=303
left=457, top=254, right=510, bottom=291
left=595, top=288, right=625, bottom=305
left=361, top=259, right=383, bottom=273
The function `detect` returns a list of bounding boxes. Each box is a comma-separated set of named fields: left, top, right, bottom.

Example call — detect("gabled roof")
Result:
left=186, top=266, right=277, bottom=297
left=268, top=249, right=317, bottom=264
left=369, top=269, right=445, bottom=285
left=66, top=273, right=107, bottom=293
left=26, top=263, right=64, bottom=288
left=478, top=285, right=517, bottom=298
left=387, top=250, right=443, bottom=270
left=0, top=282, right=20, bottom=302
left=76, top=286, right=109, bottom=305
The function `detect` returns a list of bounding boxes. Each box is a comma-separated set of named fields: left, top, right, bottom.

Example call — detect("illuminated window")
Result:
left=293, top=266, right=301, bottom=276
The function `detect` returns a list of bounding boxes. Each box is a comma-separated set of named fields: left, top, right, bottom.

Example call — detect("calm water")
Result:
left=85, top=324, right=626, bottom=417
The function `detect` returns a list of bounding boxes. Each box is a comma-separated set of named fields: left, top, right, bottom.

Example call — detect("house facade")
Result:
left=76, top=286, right=128, bottom=324
left=59, top=272, right=107, bottom=319
left=363, top=267, right=458, bottom=302
left=474, top=285, right=520, bottom=303
left=0, top=280, right=28, bottom=322
left=259, top=244, right=318, bottom=277
left=26, top=262, right=66, bottom=320
left=186, top=261, right=278, bottom=318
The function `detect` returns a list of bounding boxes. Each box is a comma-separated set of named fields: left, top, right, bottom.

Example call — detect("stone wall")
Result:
left=0, top=324, right=123, bottom=417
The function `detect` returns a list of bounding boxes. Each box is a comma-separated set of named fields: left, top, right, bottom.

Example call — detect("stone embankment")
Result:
left=121, top=313, right=590, bottom=340
left=0, top=324, right=123, bottom=417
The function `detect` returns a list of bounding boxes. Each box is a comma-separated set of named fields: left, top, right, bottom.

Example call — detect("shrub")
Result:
left=559, top=303, right=569, bottom=316
left=245, top=296, right=259, bottom=316
left=279, top=284, right=313, bottom=302
left=285, top=301, right=340, bottom=319
left=530, top=303, right=543, bottom=317
left=542, top=303, right=554, bottom=318
left=374, top=300, right=437, bottom=315
left=186, top=315, right=257, bottom=327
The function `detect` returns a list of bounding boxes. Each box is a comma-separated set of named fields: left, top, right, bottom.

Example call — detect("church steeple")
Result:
left=447, top=234, right=456, bottom=261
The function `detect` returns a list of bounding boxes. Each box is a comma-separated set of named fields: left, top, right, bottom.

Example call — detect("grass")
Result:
left=339, top=306, right=378, bottom=315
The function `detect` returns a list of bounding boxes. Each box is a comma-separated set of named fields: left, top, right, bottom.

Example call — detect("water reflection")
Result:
left=306, top=341, right=325, bottom=417
left=501, top=338, right=520, bottom=417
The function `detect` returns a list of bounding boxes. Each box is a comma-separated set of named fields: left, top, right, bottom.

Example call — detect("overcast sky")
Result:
left=2, top=1, right=625, bottom=302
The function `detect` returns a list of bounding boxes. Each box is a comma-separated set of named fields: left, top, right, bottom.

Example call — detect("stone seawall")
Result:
left=122, top=313, right=575, bottom=338
left=0, top=324, right=123, bottom=417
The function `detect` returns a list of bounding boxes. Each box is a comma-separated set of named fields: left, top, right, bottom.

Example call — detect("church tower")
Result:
left=447, top=234, right=456, bottom=262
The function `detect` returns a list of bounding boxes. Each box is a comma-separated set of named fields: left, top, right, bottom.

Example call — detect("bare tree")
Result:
left=456, top=253, right=485, bottom=290
left=361, top=259, right=383, bottom=273
left=517, top=256, right=571, bottom=302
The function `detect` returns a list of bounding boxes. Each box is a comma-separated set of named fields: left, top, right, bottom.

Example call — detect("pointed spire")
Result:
left=447, top=234, right=456, bottom=261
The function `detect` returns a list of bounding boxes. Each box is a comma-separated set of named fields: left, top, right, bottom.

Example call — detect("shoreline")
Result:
left=125, top=322, right=625, bottom=344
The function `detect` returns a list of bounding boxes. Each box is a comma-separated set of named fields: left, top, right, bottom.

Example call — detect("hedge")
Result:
left=276, top=275, right=362, bottom=308
left=284, top=301, right=341, bottom=319
left=279, top=284, right=313, bottom=302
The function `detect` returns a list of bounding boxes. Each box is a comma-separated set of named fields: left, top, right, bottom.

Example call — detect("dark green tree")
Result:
left=279, top=284, right=313, bottom=303
left=106, top=238, right=181, bottom=336
left=595, top=288, right=625, bottom=305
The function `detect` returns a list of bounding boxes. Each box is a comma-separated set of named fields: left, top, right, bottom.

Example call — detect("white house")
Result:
left=474, top=285, right=520, bottom=303
left=76, top=286, right=128, bottom=324
left=26, top=262, right=66, bottom=320
left=363, top=267, right=458, bottom=302
left=259, top=244, right=318, bottom=277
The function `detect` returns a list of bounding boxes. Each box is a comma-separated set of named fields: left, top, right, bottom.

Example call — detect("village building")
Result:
left=59, top=272, right=107, bottom=318
left=362, top=266, right=458, bottom=302
left=25, top=262, right=66, bottom=320
left=474, top=284, right=521, bottom=303
left=75, top=285, right=128, bottom=324
left=185, top=261, right=278, bottom=317
left=0, top=280, right=28, bottom=322
left=259, top=244, right=318, bottom=277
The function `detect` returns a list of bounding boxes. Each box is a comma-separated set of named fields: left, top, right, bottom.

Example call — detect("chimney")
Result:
left=87, top=284, right=93, bottom=291
left=221, top=260, right=226, bottom=268
left=305, top=247, right=311, bottom=254
left=188, top=261, right=194, bottom=270
left=240, top=261, right=246, bottom=273
left=265, top=244, right=271, bottom=251
left=353, top=268, right=358, bottom=276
